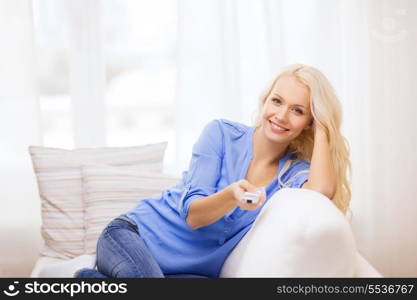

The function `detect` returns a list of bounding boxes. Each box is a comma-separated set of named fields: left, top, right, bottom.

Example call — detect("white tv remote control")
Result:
left=242, top=187, right=264, bottom=204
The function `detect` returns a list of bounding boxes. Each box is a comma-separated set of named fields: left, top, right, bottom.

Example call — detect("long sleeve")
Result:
left=178, top=120, right=224, bottom=219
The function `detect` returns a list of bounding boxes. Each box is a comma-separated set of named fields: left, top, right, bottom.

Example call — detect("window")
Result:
left=33, top=0, right=73, bottom=148
left=102, top=0, right=178, bottom=175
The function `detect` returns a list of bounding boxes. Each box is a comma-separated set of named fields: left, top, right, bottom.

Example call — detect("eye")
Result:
left=272, top=98, right=303, bottom=114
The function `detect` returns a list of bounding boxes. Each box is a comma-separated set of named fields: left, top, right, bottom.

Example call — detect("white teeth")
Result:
left=270, top=121, right=288, bottom=131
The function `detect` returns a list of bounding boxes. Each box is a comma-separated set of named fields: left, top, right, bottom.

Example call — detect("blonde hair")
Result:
left=252, top=64, right=351, bottom=214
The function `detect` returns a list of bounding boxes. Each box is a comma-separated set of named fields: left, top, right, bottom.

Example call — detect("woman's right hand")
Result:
left=228, top=179, right=266, bottom=210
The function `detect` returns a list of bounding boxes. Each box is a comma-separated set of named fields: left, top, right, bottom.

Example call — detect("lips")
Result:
left=269, top=120, right=289, bottom=133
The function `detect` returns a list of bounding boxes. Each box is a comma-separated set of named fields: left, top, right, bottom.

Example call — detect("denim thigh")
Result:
left=96, top=215, right=164, bottom=278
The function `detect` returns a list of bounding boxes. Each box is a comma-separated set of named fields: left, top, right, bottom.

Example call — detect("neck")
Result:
left=252, top=126, right=289, bottom=166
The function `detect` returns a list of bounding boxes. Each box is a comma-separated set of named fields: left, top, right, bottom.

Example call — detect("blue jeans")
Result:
left=75, top=215, right=207, bottom=278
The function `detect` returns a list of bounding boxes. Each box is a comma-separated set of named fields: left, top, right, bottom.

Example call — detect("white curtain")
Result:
left=176, top=0, right=417, bottom=277
left=66, top=0, right=107, bottom=148
left=365, top=0, right=417, bottom=277
left=0, top=0, right=107, bottom=277
left=0, top=0, right=42, bottom=276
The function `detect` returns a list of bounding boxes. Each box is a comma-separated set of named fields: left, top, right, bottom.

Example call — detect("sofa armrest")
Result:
left=354, top=251, right=382, bottom=277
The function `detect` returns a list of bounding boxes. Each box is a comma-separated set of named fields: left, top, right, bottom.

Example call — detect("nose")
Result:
left=274, top=106, right=289, bottom=123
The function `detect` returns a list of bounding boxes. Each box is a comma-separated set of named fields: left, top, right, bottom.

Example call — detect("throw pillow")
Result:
left=81, top=164, right=180, bottom=254
left=28, top=142, right=167, bottom=259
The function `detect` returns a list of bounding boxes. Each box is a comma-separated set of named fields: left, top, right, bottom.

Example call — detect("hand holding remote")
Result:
left=228, top=179, right=266, bottom=210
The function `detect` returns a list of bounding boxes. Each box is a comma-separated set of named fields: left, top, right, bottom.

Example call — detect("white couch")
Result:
left=31, top=188, right=382, bottom=278
left=31, top=252, right=381, bottom=278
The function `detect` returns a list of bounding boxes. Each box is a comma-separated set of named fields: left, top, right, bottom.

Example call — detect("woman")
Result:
left=74, top=64, right=351, bottom=278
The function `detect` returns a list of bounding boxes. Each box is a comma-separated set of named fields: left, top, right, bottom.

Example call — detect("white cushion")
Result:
left=28, top=143, right=167, bottom=259
left=32, top=255, right=97, bottom=278
left=31, top=256, right=68, bottom=277
left=82, top=164, right=180, bottom=254
left=220, top=188, right=357, bottom=277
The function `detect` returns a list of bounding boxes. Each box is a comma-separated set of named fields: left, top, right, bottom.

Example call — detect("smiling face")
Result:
left=260, top=75, right=313, bottom=144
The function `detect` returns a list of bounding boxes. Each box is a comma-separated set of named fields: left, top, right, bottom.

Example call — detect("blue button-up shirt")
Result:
left=125, top=119, right=310, bottom=277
